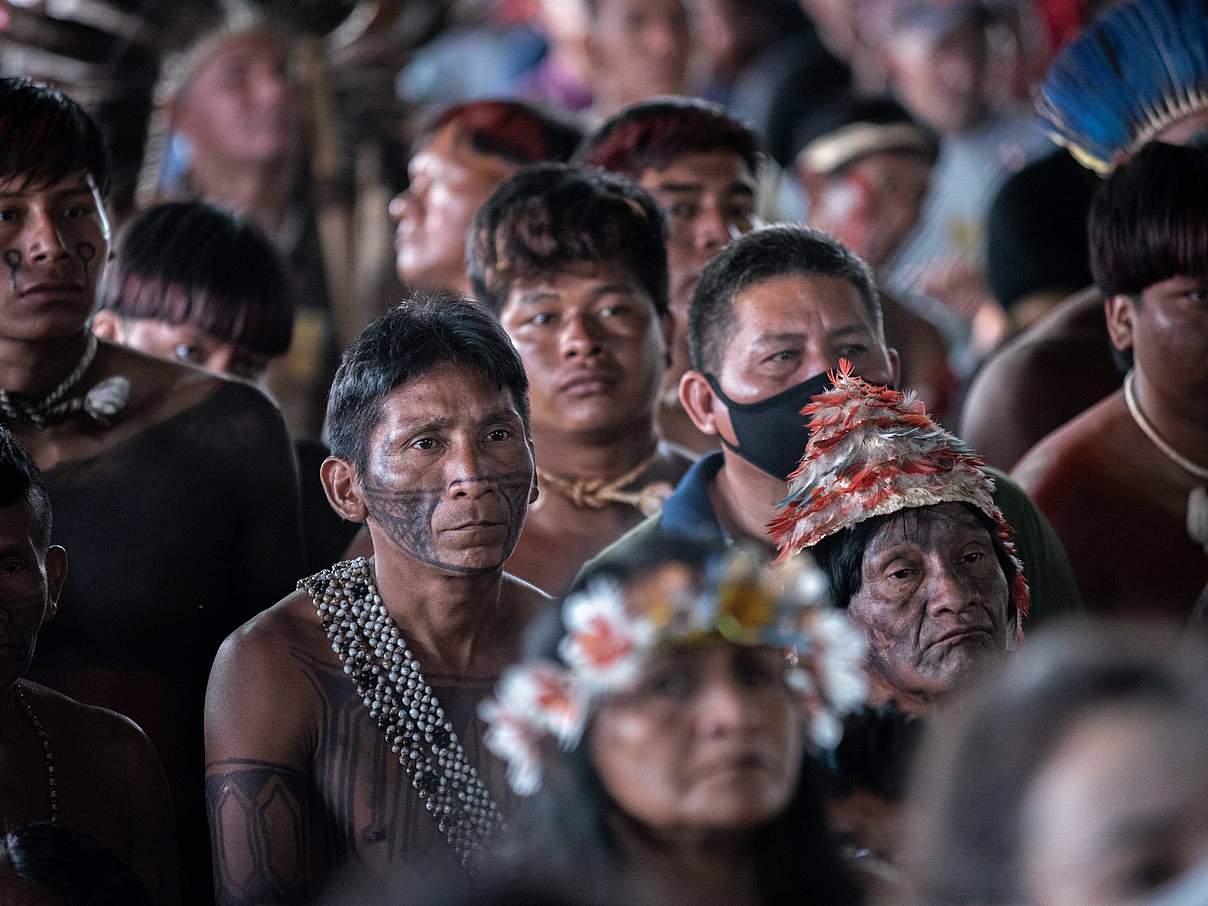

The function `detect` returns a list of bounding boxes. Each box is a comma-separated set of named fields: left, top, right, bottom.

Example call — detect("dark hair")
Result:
left=809, top=503, right=1021, bottom=627
left=0, top=823, right=154, bottom=905
left=468, top=163, right=670, bottom=318
left=907, top=623, right=1208, bottom=905
left=417, top=100, right=583, bottom=167
left=97, top=201, right=293, bottom=357
left=325, top=293, right=531, bottom=473
left=1089, top=141, right=1208, bottom=298
left=0, top=78, right=109, bottom=197
left=494, top=537, right=862, bottom=904
left=0, top=427, right=51, bottom=548
left=689, top=225, right=882, bottom=374
left=578, top=97, right=761, bottom=179
left=791, top=95, right=939, bottom=174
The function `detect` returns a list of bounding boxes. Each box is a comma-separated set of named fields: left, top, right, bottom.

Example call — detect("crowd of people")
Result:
left=1, top=0, right=1207, bottom=903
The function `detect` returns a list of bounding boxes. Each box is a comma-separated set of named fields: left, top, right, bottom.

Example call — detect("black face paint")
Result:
left=76, top=242, right=96, bottom=283
left=4, top=250, right=21, bottom=290
left=705, top=370, right=835, bottom=481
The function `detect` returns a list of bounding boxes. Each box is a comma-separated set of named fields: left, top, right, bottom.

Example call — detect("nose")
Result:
left=25, top=209, right=70, bottom=264
left=645, top=18, right=686, bottom=62
left=924, top=559, right=978, bottom=617
left=558, top=311, right=604, bottom=361
left=446, top=442, right=496, bottom=499
left=693, top=205, right=729, bottom=253
left=388, top=191, right=412, bottom=225
left=695, top=671, right=761, bottom=737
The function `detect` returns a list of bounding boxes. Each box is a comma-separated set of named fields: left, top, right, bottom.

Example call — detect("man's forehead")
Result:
left=642, top=150, right=756, bottom=188
left=510, top=264, right=644, bottom=298
left=379, top=366, right=519, bottom=422
left=731, top=274, right=869, bottom=329
left=0, top=172, right=97, bottom=199
left=870, top=504, right=989, bottom=546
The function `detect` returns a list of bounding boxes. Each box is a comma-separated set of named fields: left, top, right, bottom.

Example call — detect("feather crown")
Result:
left=1038, top=0, right=1208, bottom=174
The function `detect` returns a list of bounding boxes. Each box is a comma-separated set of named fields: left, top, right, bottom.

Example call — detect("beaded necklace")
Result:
left=298, top=558, right=501, bottom=871
left=10, top=682, right=59, bottom=824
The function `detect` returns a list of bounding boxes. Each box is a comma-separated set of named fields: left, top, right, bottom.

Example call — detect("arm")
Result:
left=117, top=717, right=182, bottom=906
left=205, top=618, right=325, bottom=905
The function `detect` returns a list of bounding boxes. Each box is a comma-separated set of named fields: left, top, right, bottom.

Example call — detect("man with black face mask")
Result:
left=587, top=226, right=1081, bottom=621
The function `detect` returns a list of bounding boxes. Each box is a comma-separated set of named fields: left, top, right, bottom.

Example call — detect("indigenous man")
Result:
left=961, top=0, right=1208, bottom=470
left=0, top=427, right=178, bottom=904
left=590, top=226, right=1080, bottom=623
left=0, top=78, right=304, bottom=897
left=583, top=0, right=694, bottom=119
left=389, top=100, right=582, bottom=297
left=1013, top=142, right=1208, bottom=620
left=468, top=164, right=695, bottom=595
left=579, top=97, right=761, bottom=453
left=205, top=297, right=547, bottom=903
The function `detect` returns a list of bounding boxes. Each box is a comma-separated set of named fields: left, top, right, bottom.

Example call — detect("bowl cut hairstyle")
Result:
left=0, top=77, right=109, bottom=197
left=325, top=293, right=531, bottom=474
left=468, top=163, right=670, bottom=320
left=688, top=225, right=882, bottom=376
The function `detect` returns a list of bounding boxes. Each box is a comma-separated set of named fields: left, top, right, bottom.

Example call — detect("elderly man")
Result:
left=580, top=97, right=760, bottom=453
left=389, top=100, right=581, bottom=297
left=1013, top=142, right=1208, bottom=620
left=589, top=225, right=1080, bottom=623
left=0, top=427, right=178, bottom=903
left=468, top=164, right=694, bottom=595
left=205, top=297, right=548, bottom=903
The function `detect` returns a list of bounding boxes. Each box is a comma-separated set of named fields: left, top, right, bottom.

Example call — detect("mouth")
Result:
left=559, top=371, right=620, bottom=397
left=20, top=281, right=84, bottom=298
left=446, top=519, right=507, bottom=533
left=695, top=751, right=771, bottom=781
left=930, top=626, right=993, bottom=649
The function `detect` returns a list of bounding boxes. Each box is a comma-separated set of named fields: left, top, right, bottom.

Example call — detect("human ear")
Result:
left=1104, top=293, right=1136, bottom=353
left=90, top=310, right=125, bottom=343
left=679, top=370, right=722, bottom=436
left=887, top=346, right=902, bottom=388
left=320, top=456, right=369, bottom=523
left=42, top=545, right=67, bottom=625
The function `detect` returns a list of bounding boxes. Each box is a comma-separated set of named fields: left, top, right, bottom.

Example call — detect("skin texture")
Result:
left=205, top=362, right=549, bottom=903
left=389, top=123, right=515, bottom=294
left=499, top=264, right=693, bottom=595
left=587, top=0, right=694, bottom=117
left=638, top=151, right=757, bottom=454
left=0, top=501, right=178, bottom=903
left=91, top=312, right=272, bottom=386
left=844, top=503, right=1011, bottom=715
left=1022, top=705, right=1208, bottom=905
left=679, top=272, right=898, bottom=543
left=886, top=23, right=989, bottom=136
left=1012, top=275, right=1208, bottom=619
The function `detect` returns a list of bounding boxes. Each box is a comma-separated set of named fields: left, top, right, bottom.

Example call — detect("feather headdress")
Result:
left=479, top=546, right=868, bottom=795
left=769, top=360, right=1029, bottom=619
left=1038, top=0, right=1208, bottom=174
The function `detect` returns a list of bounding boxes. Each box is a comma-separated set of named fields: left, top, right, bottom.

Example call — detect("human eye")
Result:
left=1184, top=286, right=1208, bottom=303
left=0, top=558, right=23, bottom=575
left=411, top=437, right=439, bottom=451
left=639, top=666, right=693, bottom=699
left=836, top=343, right=868, bottom=359
left=0, top=206, right=21, bottom=222
left=484, top=427, right=513, bottom=443
left=528, top=311, right=556, bottom=327
left=173, top=343, right=205, bottom=365
left=667, top=201, right=696, bottom=219
left=60, top=203, right=89, bottom=220
left=734, top=652, right=780, bottom=687
left=599, top=301, right=634, bottom=318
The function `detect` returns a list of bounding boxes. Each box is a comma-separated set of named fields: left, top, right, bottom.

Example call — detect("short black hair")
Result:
left=416, top=100, right=583, bottom=167
left=689, top=225, right=882, bottom=374
left=578, top=96, right=761, bottom=180
left=0, top=78, right=109, bottom=197
left=1089, top=141, right=1208, bottom=298
left=468, top=163, right=669, bottom=319
left=98, top=201, right=293, bottom=357
left=0, top=427, right=52, bottom=548
left=325, top=293, right=531, bottom=473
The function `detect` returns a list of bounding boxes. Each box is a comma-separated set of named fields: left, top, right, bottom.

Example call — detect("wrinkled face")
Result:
left=500, top=264, right=666, bottom=439
left=389, top=123, right=514, bottom=291
left=174, top=33, right=300, bottom=165
left=805, top=152, right=931, bottom=270
left=0, top=173, right=110, bottom=343
left=1124, top=275, right=1208, bottom=400
left=704, top=273, right=894, bottom=441
left=846, top=503, right=1010, bottom=708
left=359, top=362, right=535, bottom=575
left=1023, top=704, right=1208, bottom=906
left=590, top=642, right=805, bottom=831
left=889, top=24, right=988, bottom=134
left=639, top=150, right=757, bottom=338
left=0, top=502, right=60, bottom=695
left=117, top=318, right=272, bottom=385
left=590, top=0, right=693, bottom=108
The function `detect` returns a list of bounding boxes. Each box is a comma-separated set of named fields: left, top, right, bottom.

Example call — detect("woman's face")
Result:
left=1022, top=704, right=1208, bottom=905
left=589, top=642, right=805, bottom=833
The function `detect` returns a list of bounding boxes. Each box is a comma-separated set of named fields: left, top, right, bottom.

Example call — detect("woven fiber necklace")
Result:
left=299, top=558, right=501, bottom=870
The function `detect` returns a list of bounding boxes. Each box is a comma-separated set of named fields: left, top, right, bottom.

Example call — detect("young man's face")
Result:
left=0, top=500, right=65, bottom=695
left=99, top=314, right=272, bottom=385
left=888, top=23, right=989, bottom=135
left=357, top=361, right=536, bottom=576
left=588, top=0, right=694, bottom=110
left=0, top=172, right=110, bottom=343
left=1116, top=274, right=1208, bottom=400
left=499, top=263, right=667, bottom=441
left=389, top=122, right=514, bottom=292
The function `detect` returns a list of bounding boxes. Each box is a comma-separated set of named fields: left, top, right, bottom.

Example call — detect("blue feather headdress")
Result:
left=1038, top=0, right=1208, bottom=174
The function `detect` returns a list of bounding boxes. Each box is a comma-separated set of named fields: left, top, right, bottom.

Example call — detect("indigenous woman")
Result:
left=481, top=538, right=868, bottom=905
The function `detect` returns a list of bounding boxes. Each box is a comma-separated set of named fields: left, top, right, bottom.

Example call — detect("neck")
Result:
left=0, top=330, right=90, bottom=397
left=1131, top=370, right=1208, bottom=471
left=188, top=152, right=297, bottom=236
left=709, top=450, right=785, bottom=545
left=866, top=674, right=932, bottom=719
left=533, top=418, right=660, bottom=482
left=369, top=546, right=506, bottom=675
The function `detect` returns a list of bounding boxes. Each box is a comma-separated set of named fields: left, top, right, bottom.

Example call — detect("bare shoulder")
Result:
left=500, top=573, right=554, bottom=640
left=212, top=589, right=328, bottom=688
left=1011, top=394, right=1122, bottom=503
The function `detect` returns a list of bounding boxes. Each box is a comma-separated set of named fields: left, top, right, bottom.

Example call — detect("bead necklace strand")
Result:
left=1124, top=370, right=1208, bottom=480
left=11, top=682, right=59, bottom=825
left=299, top=558, right=501, bottom=871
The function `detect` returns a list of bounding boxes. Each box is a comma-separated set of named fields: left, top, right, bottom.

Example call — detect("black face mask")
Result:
left=705, top=370, right=834, bottom=482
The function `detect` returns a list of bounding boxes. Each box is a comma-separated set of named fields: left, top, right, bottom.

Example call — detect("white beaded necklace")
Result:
left=299, top=558, right=501, bottom=871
